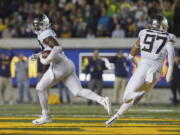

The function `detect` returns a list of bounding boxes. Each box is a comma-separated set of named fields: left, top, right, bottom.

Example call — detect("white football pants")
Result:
left=123, top=61, right=162, bottom=103
left=36, top=58, right=103, bottom=115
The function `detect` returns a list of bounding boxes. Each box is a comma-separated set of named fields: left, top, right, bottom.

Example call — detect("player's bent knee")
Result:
left=36, top=84, right=45, bottom=92
left=74, top=90, right=85, bottom=97
left=73, top=92, right=79, bottom=97
left=123, top=98, right=133, bottom=103
left=70, top=90, right=79, bottom=97
left=123, top=94, right=134, bottom=103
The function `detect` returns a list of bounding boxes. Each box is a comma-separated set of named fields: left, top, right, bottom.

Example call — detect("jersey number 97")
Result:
left=142, top=34, right=167, bottom=54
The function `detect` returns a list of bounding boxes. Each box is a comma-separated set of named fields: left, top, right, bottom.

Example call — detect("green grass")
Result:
left=0, top=104, right=179, bottom=135
left=0, top=104, right=179, bottom=118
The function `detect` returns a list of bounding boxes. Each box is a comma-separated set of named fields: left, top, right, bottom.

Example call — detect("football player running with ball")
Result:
left=105, top=15, right=176, bottom=126
left=30, top=14, right=111, bottom=125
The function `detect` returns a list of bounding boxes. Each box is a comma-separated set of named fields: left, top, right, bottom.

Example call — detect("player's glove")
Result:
left=166, top=66, right=173, bottom=82
left=129, top=54, right=138, bottom=67
left=29, top=53, right=40, bottom=61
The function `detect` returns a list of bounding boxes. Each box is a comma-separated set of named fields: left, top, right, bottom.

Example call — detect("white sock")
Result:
left=78, top=89, right=103, bottom=105
left=117, top=102, right=133, bottom=117
left=38, top=90, right=49, bottom=116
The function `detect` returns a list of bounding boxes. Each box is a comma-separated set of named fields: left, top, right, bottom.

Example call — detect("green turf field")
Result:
left=0, top=104, right=179, bottom=135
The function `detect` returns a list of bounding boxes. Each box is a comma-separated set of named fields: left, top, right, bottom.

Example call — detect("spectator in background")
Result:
left=119, top=1, right=132, bottom=21
left=126, top=16, right=137, bottom=37
left=53, top=23, right=61, bottom=38
left=86, top=30, right=95, bottom=39
left=85, top=49, right=107, bottom=105
left=112, top=24, right=125, bottom=38
left=131, top=0, right=148, bottom=21
left=109, top=51, right=130, bottom=104
left=106, top=0, right=119, bottom=17
left=0, top=0, right=179, bottom=38
left=112, top=14, right=120, bottom=28
left=0, top=51, right=15, bottom=104
left=174, top=0, right=180, bottom=36
left=24, top=17, right=36, bottom=38
left=18, top=26, right=27, bottom=38
left=15, top=54, right=32, bottom=103
left=84, top=4, right=95, bottom=30
left=97, top=8, right=111, bottom=37
left=2, top=26, right=14, bottom=38
left=0, top=19, right=7, bottom=37
left=147, top=0, right=160, bottom=18
left=160, top=0, right=178, bottom=33
left=170, top=56, right=180, bottom=105
left=61, top=25, right=72, bottom=38
left=60, top=16, right=72, bottom=38
left=137, top=15, right=147, bottom=31
left=75, top=22, right=87, bottom=38
left=57, top=82, right=71, bottom=104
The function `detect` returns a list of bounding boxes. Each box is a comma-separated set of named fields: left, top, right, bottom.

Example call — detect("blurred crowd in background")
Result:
left=0, top=0, right=180, bottom=39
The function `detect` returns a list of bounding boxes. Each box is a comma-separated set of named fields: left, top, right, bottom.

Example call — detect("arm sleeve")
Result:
left=168, top=33, right=176, bottom=43
left=166, top=42, right=175, bottom=68
left=138, top=29, right=146, bottom=38
left=39, top=29, right=56, bottom=43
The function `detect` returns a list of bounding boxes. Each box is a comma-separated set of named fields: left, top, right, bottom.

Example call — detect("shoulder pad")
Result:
left=168, top=33, right=176, bottom=43
left=38, top=29, right=56, bottom=42
left=138, top=29, right=147, bottom=38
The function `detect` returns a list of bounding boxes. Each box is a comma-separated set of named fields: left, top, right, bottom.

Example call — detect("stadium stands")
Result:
left=0, top=0, right=179, bottom=38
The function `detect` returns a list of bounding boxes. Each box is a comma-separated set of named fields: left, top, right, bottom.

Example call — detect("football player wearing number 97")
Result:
left=30, top=14, right=112, bottom=125
left=105, top=15, right=176, bottom=127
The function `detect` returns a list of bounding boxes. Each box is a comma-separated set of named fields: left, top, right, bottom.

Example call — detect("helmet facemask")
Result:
left=150, top=15, right=168, bottom=32
left=161, top=18, right=168, bottom=32
left=32, top=14, right=50, bottom=34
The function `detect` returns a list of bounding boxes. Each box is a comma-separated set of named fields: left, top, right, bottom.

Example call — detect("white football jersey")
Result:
left=139, top=29, right=176, bottom=61
left=37, top=29, right=56, bottom=50
left=37, top=29, right=69, bottom=65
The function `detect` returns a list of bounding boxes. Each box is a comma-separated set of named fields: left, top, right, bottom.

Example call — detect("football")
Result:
left=42, top=50, right=51, bottom=58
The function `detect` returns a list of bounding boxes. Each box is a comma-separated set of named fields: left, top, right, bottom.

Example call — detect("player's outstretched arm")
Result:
left=166, top=40, right=175, bottom=82
left=41, top=36, right=63, bottom=64
left=129, top=38, right=140, bottom=67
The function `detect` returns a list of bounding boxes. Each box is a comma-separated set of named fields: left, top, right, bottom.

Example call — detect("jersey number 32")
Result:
left=142, top=34, right=167, bottom=54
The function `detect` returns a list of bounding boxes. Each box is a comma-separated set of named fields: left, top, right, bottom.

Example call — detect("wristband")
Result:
left=128, top=54, right=134, bottom=60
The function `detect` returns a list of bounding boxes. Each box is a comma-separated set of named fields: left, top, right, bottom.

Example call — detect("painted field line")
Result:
left=129, top=109, right=180, bottom=112
left=0, top=117, right=180, bottom=122
left=0, top=122, right=179, bottom=135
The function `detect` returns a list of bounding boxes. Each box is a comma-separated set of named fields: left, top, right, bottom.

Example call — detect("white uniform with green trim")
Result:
left=123, top=29, right=175, bottom=103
